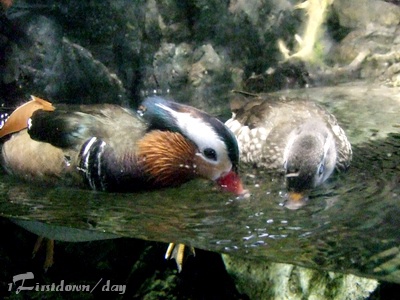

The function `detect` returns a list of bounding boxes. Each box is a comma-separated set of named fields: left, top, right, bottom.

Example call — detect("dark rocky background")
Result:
left=2, top=0, right=399, bottom=115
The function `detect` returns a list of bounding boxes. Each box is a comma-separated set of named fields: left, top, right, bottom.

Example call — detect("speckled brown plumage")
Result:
left=226, top=95, right=352, bottom=172
left=226, top=94, right=352, bottom=208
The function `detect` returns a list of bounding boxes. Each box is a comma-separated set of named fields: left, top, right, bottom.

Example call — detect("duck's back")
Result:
left=1, top=104, right=146, bottom=184
left=27, top=104, right=145, bottom=155
left=225, top=96, right=351, bottom=171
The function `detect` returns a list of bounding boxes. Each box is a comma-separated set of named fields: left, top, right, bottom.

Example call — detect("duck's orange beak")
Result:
left=216, top=170, right=244, bottom=195
left=284, top=191, right=308, bottom=210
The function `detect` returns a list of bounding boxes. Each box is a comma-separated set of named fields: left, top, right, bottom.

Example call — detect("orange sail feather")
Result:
left=0, top=96, right=55, bottom=138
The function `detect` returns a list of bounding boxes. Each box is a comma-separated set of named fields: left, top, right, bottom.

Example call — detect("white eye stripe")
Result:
left=156, top=103, right=227, bottom=162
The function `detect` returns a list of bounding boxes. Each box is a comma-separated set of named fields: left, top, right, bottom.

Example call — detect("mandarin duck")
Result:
left=0, top=95, right=244, bottom=271
left=225, top=94, right=352, bottom=209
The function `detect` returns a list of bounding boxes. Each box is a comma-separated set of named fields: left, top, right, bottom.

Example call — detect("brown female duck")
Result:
left=225, top=94, right=352, bottom=209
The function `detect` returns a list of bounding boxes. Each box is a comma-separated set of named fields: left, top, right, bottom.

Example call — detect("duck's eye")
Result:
left=203, top=148, right=217, bottom=161
left=318, top=163, right=324, bottom=176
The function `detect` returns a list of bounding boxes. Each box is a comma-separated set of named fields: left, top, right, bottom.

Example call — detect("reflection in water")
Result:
left=1, top=84, right=400, bottom=284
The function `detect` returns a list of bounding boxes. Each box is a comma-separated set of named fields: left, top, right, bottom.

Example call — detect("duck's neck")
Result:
left=77, top=131, right=198, bottom=192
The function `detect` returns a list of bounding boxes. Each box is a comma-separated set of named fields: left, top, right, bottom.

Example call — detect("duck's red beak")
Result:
left=216, top=170, right=244, bottom=195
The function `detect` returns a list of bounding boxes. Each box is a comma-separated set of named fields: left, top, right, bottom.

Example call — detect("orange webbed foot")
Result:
left=165, top=243, right=195, bottom=272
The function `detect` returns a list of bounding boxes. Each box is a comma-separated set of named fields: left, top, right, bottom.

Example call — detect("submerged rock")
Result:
left=223, top=254, right=379, bottom=300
